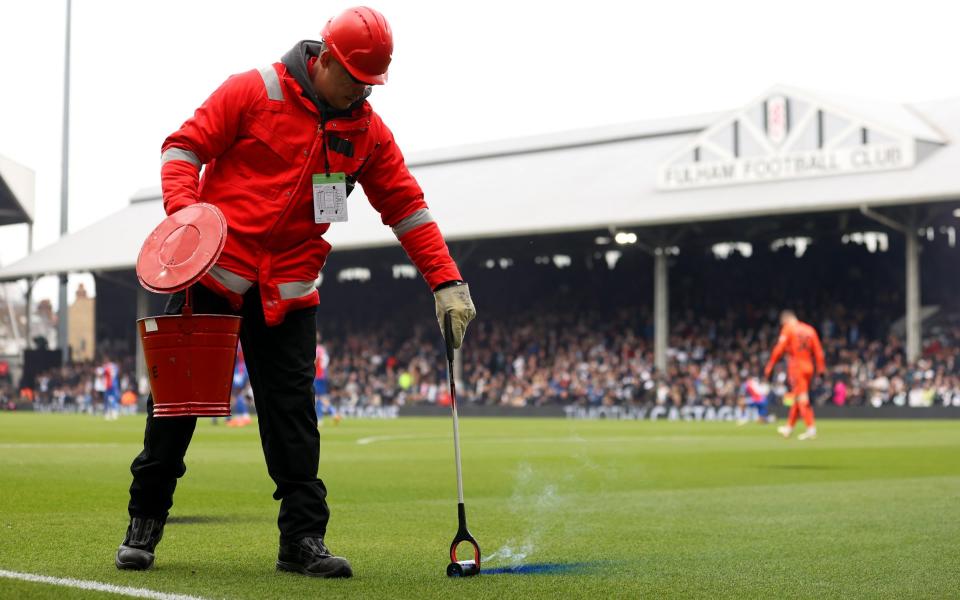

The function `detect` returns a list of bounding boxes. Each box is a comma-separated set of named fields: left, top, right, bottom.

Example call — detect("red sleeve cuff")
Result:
left=397, top=222, right=462, bottom=289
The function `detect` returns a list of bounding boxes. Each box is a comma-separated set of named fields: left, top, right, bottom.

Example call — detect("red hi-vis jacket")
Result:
left=765, top=320, right=826, bottom=376
left=160, top=51, right=461, bottom=326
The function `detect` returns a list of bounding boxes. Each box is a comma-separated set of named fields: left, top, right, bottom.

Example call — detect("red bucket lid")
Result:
left=136, top=203, right=228, bottom=294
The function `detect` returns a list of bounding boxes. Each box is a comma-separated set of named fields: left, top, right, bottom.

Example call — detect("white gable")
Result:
left=658, top=85, right=947, bottom=190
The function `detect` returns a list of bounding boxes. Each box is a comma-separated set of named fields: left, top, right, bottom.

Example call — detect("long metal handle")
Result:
left=444, top=313, right=464, bottom=504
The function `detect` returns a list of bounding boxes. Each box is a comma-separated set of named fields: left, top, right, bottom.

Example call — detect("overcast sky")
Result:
left=2, top=0, right=959, bottom=305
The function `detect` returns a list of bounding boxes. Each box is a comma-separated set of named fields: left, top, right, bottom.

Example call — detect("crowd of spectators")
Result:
left=0, top=380, right=15, bottom=410
left=9, top=238, right=960, bottom=413
left=15, top=353, right=139, bottom=414
left=9, top=303, right=960, bottom=414
left=10, top=319, right=960, bottom=414
left=315, top=305, right=960, bottom=410
left=307, top=240, right=960, bottom=410
left=10, top=302, right=960, bottom=414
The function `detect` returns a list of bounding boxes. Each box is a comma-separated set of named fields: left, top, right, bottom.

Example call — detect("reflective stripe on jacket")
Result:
left=160, top=52, right=461, bottom=325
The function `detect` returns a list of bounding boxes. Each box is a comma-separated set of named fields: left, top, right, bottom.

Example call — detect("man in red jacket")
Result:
left=116, top=7, right=476, bottom=578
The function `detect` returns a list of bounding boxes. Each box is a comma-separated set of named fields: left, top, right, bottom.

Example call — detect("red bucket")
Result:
left=138, top=313, right=242, bottom=417
left=135, top=203, right=239, bottom=418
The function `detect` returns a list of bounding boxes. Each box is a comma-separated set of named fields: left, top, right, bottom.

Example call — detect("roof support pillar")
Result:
left=24, top=225, right=33, bottom=352
left=860, top=205, right=921, bottom=362
left=654, top=250, right=669, bottom=373
left=22, top=277, right=36, bottom=355
left=905, top=220, right=921, bottom=362
left=58, top=274, right=69, bottom=362
left=2, top=283, right=20, bottom=343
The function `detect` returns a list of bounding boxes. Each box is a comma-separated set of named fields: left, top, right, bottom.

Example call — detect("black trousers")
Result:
left=127, top=284, right=329, bottom=543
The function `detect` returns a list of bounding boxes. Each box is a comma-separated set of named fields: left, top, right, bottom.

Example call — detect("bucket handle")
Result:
left=183, top=286, right=194, bottom=317
left=177, top=286, right=196, bottom=335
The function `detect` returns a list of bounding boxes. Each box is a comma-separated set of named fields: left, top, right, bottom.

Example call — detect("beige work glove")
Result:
left=434, top=282, right=476, bottom=349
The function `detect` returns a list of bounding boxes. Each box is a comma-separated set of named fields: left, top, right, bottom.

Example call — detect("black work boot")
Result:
left=277, top=537, right=353, bottom=578
left=116, top=516, right=165, bottom=570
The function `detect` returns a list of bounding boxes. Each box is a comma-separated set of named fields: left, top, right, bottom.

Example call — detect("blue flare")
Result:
left=483, top=562, right=591, bottom=575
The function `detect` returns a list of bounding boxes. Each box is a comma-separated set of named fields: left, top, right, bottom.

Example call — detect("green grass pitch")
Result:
left=1, top=414, right=958, bottom=599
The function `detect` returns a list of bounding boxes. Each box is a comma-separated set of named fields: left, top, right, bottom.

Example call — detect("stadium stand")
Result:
left=15, top=228, right=960, bottom=412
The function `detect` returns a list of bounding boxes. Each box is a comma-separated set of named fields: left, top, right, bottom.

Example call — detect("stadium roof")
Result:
left=0, top=153, right=35, bottom=226
left=1, top=85, right=959, bottom=282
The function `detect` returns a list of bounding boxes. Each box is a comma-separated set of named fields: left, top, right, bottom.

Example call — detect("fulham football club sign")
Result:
left=657, top=86, right=942, bottom=190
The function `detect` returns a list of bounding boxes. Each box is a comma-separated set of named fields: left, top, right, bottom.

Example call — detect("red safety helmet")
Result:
left=322, top=6, right=393, bottom=85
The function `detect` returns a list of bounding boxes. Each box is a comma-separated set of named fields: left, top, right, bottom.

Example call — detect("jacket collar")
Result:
left=281, top=40, right=372, bottom=119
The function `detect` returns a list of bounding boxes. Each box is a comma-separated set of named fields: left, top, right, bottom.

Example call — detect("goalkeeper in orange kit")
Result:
left=764, top=310, right=826, bottom=440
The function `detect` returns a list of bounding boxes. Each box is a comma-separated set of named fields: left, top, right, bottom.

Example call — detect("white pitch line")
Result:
left=354, top=435, right=628, bottom=445
left=0, top=569, right=211, bottom=600
left=356, top=434, right=433, bottom=445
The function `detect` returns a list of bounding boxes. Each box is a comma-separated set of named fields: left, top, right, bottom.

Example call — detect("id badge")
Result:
left=312, top=172, right=348, bottom=223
